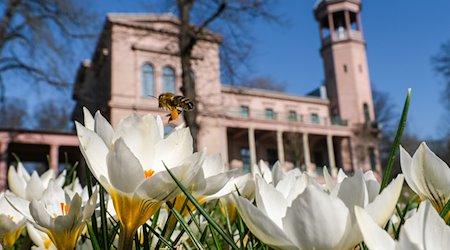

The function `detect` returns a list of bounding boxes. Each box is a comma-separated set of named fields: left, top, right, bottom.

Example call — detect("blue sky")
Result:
left=7, top=1, right=450, bottom=138
left=246, top=1, right=450, bottom=139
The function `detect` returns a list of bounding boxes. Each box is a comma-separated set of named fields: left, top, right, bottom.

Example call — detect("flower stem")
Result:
left=118, top=224, right=135, bottom=250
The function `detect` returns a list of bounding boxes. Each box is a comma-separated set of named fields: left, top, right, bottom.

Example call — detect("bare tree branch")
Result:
left=0, top=0, right=99, bottom=90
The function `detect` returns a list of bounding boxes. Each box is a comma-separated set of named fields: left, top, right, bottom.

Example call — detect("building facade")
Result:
left=0, top=0, right=380, bottom=190
left=73, top=0, right=380, bottom=178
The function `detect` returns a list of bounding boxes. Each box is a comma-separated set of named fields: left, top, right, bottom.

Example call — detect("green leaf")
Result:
left=146, top=222, right=174, bottom=249
left=167, top=201, right=205, bottom=250
left=163, top=162, right=239, bottom=250
left=99, top=185, right=109, bottom=248
left=86, top=222, right=101, bottom=250
left=439, top=198, right=450, bottom=223
left=380, top=88, right=411, bottom=193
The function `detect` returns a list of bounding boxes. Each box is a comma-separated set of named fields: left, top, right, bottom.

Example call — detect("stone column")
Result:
left=276, top=130, right=285, bottom=163
left=348, top=137, right=356, bottom=172
left=222, top=125, right=229, bottom=169
left=357, top=12, right=363, bottom=34
left=327, top=134, right=337, bottom=177
left=248, top=127, right=256, bottom=168
left=344, top=10, right=351, bottom=38
left=302, top=133, right=311, bottom=172
left=328, top=13, right=335, bottom=40
left=50, top=144, right=59, bottom=172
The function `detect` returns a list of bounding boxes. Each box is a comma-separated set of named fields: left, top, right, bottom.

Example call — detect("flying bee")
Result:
left=158, top=92, right=194, bottom=122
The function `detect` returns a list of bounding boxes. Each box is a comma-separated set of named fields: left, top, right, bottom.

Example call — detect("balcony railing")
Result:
left=321, top=30, right=363, bottom=46
left=225, top=108, right=348, bottom=127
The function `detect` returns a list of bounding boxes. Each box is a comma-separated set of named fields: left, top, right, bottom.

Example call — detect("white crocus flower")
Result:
left=165, top=154, right=233, bottom=232
left=192, top=154, right=234, bottom=201
left=7, top=162, right=66, bottom=201
left=26, top=223, right=57, bottom=250
left=324, top=167, right=380, bottom=202
left=76, top=108, right=204, bottom=249
left=400, top=142, right=450, bottom=220
left=235, top=171, right=404, bottom=250
left=217, top=173, right=254, bottom=222
left=356, top=200, right=450, bottom=250
left=252, top=160, right=304, bottom=187
left=6, top=181, right=97, bottom=250
left=0, top=193, right=26, bottom=248
left=251, top=160, right=273, bottom=184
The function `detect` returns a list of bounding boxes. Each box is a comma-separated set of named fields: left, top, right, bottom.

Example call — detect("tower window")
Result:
left=359, top=64, right=363, bottom=73
left=363, top=103, right=371, bottom=124
left=162, top=66, right=176, bottom=93
left=141, top=63, right=154, bottom=96
left=343, top=64, right=348, bottom=73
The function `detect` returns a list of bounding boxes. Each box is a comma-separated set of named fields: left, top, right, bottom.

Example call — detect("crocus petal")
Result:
left=39, top=169, right=55, bottom=188
left=412, top=143, right=450, bottom=208
left=26, top=223, right=57, bottom=250
left=76, top=121, right=110, bottom=187
left=400, top=201, right=450, bottom=249
left=25, top=172, right=45, bottom=201
left=83, top=187, right=98, bottom=220
left=114, top=113, right=161, bottom=168
left=271, top=161, right=286, bottom=186
left=400, top=146, right=422, bottom=195
left=323, top=166, right=335, bottom=192
left=107, top=138, right=144, bottom=193
left=94, top=111, right=114, bottom=145
left=255, top=176, right=288, bottom=228
left=30, top=200, right=54, bottom=230
left=202, top=154, right=225, bottom=178
left=355, top=206, right=395, bottom=250
left=136, top=151, right=205, bottom=201
left=234, top=196, right=297, bottom=250
left=82, top=107, right=95, bottom=130
left=337, top=169, right=347, bottom=182
left=252, top=160, right=273, bottom=183
left=152, top=128, right=193, bottom=172
left=7, top=166, right=26, bottom=198
left=200, top=172, right=230, bottom=197
left=337, top=170, right=368, bottom=213
left=5, top=195, right=33, bottom=222
left=365, top=175, right=404, bottom=226
left=364, top=171, right=381, bottom=202
left=283, top=185, right=351, bottom=250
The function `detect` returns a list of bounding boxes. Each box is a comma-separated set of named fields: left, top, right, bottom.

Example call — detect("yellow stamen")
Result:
left=60, top=202, right=70, bottom=216
left=144, top=169, right=155, bottom=179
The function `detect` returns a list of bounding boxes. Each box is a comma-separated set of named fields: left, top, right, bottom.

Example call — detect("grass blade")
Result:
left=163, top=163, right=240, bottom=250
left=439, top=198, right=450, bottom=223
left=86, top=222, right=101, bottom=250
left=380, top=88, right=411, bottom=193
left=167, top=201, right=205, bottom=250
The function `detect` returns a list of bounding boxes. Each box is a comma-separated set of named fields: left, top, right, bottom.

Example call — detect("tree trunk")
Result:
left=177, top=0, right=199, bottom=150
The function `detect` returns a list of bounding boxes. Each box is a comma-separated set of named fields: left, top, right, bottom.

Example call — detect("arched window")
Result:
left=363, top=103, right=370, bottom=124
left=162, top=66, right=176, bottom=93
left=141, top=63, right=154, bottom=96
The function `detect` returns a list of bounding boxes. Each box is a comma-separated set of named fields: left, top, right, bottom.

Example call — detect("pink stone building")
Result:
left=0, top=0, right=380, bottom=190
left=73, top=0, right=380, bottom=175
